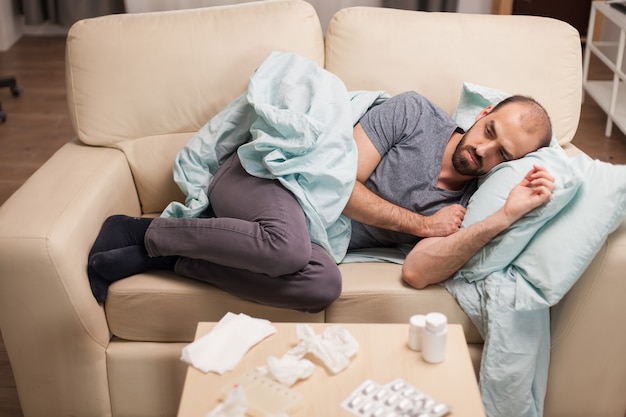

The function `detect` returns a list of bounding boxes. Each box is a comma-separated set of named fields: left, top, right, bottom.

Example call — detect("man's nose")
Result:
left=475, top=142, right=492, bottom=157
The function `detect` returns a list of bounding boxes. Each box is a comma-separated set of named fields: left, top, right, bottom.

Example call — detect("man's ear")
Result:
left=475, top=105, right=494, bottom=121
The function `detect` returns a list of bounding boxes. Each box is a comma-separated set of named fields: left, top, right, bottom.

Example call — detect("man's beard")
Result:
left=452, top=136, right=483, bottom=176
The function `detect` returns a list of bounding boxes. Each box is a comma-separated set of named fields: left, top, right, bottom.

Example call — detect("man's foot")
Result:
left=89, top=245, right=177, bottom=283
left=87, top=264, right=111, bottom=303
left=87, top=215, right=154, bottom=302
left=89, top=215, right=153, bottom=258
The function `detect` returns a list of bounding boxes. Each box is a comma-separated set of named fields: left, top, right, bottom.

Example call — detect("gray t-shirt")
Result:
left=349, top=91, right=477, bottom=249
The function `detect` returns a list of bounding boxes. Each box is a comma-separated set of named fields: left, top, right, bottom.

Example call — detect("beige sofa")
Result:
left=0, top=1, right=625, bottom=416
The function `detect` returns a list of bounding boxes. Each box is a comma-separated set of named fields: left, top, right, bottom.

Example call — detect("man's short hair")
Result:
left=491, top=95, right=553, bottom=149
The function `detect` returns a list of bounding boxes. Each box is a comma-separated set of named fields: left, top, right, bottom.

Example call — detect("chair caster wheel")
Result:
left=11, top=85, right=22, bottom=97
left=0, top=110, right=6, bottom=123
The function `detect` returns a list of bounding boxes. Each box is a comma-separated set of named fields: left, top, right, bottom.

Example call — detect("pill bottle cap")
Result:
left=425, top=312, right=447, bottom=332
left=409, top=314, right=426, bottom=328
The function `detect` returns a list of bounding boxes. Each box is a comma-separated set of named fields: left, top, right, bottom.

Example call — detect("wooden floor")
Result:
left=2, top=36, right=626, bottom=417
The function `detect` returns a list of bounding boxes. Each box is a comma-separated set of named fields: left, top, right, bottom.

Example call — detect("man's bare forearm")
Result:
left=343, top=181, right=426, bottom=236
left=402, top=165, right=555, bottom=289
left=402, top=209, right=513, bottom=289
left=343, top=181, right=467, bottom=238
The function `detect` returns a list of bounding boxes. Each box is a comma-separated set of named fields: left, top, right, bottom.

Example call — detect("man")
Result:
left=87, top=91, right=554, bottom=311
left=343, top=92, right=554, bottom=289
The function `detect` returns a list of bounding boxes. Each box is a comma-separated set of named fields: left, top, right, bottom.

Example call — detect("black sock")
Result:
left=89, top=245, right=177, bottom=282
left=87, top=264, right=111, bottom=304
left=87, top=215, right=155, bottom=302
left=88, top=215, right=153, bottom=258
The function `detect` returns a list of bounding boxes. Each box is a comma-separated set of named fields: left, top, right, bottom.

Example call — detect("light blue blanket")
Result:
left=161, top=51, right=388, bottom=263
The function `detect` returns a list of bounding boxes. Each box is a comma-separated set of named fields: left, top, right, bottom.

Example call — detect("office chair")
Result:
left=0, top=76, right=23, bottom=123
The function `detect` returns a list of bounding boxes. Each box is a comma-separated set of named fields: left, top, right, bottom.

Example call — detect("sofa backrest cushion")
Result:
left=324, top=7, right=582, bottom=147
left=65, top=0, right=324, bottom=213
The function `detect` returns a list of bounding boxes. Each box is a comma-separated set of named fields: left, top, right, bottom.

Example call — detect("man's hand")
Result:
left=501, top=165, right=555, bottom=223
left=402, top=165, right=555, bottom=289
left=421, top=204, right=466, bottom=237
left=343, top=182, right=468, bottom=238
left=346, top=122, right=467, bottom=238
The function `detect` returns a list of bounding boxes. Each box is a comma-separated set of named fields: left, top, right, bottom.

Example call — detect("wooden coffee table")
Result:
left=177, top=322, right=485, bottom=416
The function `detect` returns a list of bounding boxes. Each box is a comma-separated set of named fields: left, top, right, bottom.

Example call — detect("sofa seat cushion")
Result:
left=105, top=272, right=324, bottom=342
left=333, top=263, right=482, bottom=343
left=105, top=265, right=482, bottom=344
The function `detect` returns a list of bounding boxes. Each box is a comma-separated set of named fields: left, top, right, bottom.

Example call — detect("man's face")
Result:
left=452, top=102, right=544, bottom=177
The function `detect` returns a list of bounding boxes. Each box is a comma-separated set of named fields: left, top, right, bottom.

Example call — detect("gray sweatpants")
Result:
left=144, top=153, right=342, bottom=312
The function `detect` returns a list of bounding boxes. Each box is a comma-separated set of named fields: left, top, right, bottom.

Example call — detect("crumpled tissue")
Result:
left=181, top=312, right=276, bottom=374
left=260, top=324, right=359, bottom=386
left=205, top=385, right=247, bottom=417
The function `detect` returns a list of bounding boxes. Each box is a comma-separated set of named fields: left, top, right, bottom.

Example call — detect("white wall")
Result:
left=458, top=0, right=490, bottom=14
left=307, top=0, right=382, bottom=31
left=124, top=0, right=255, bottom=12
left=0, top=0, right=67, bottom=51
left=0, top=0, right=503, bottom=52
left=0, top=0, right=22, bottom=51
left=123, top=0, right=494, bottom=32
left=124, top=0, right=383, bottom=32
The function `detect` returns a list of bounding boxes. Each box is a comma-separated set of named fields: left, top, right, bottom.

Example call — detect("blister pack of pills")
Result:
left=341, top=378, right=451, bottom=417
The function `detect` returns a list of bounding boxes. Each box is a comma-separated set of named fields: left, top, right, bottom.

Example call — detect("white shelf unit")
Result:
left=583, top=1, right=626, bottom=136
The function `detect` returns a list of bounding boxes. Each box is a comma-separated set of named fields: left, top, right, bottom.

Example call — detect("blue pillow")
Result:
left=512, top=156, right=626, bottom=310
left=452, top=82, right=626, bottom=311
left=452, top=82, right=510, bottom=132
left=455, top=147, right=582, bottom=282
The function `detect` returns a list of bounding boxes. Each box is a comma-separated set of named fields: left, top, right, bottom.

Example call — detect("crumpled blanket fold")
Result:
left=161, top=51, right=388, bottom=262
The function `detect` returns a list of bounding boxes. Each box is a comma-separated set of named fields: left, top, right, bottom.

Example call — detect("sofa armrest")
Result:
left=546, top=218, right=626, bottom=417
left=0, top=139, right=141, bottom=417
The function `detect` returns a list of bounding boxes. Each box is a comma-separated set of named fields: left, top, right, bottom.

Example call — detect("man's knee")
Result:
left=264, top=235, right=312, bottom=277
left=296, top=247, right=342, bottom=313
left=303, top=269, right=342, bottom=313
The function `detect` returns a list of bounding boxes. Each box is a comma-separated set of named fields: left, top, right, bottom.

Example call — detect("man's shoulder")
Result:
left=394, top=90, right=429, bottom=104
left=393, top=91, right=445, bottom=115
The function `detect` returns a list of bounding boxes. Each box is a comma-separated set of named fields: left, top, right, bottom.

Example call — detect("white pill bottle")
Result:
left=422, top=312, right=447, bottom=364
left=408, top=314, right=426, bottom=351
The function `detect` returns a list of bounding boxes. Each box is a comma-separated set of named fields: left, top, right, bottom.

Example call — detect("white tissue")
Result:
left=294, top=324, right=359, bottom=374
left=181, top=312, right=276, bottom=374
left=265, top=354, right=315, bottom=386
left=262, top=324, right=359, bottom=385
